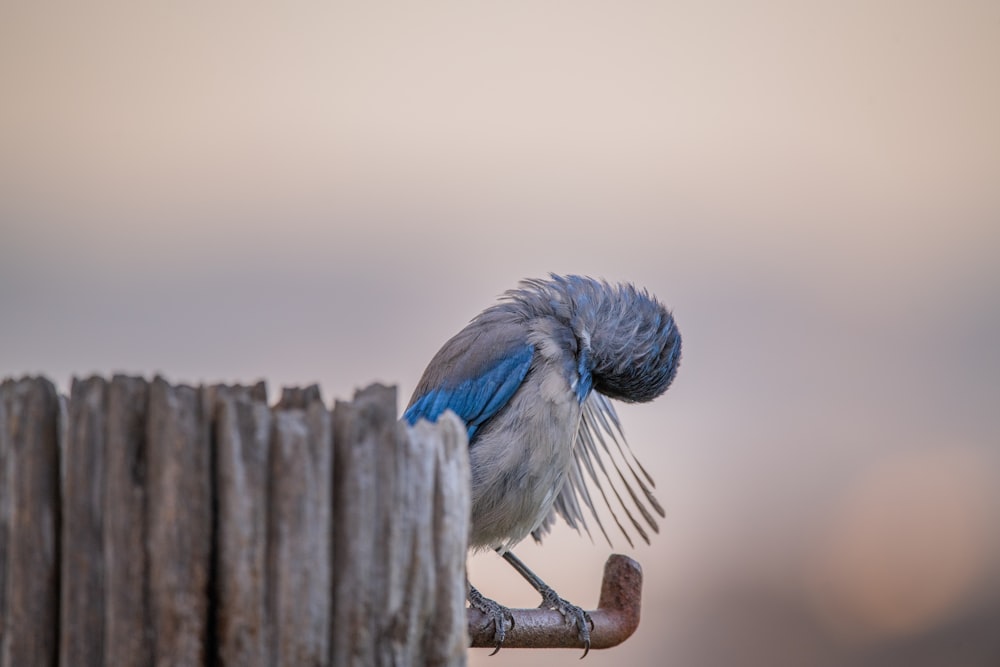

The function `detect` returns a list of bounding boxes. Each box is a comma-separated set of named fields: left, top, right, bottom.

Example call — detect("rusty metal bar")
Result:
left=467, top=554, right=643, bottom=651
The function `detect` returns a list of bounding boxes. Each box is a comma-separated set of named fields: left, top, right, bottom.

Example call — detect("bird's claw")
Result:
left=537, top=584, right=593, bottom=658
left=468, top=585, right=514, bottom=655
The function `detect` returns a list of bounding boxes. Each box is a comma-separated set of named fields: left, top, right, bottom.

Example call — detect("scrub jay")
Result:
left=404, top=274, right=681, bottom=655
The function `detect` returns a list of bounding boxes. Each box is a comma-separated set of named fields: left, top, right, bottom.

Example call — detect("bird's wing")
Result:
left=404, top=321, right=534, bottom=441
left=533, top=392, right=666, bottom=547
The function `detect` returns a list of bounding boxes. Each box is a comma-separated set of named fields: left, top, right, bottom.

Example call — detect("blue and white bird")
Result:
left=404, top=274, right=681, bottom=654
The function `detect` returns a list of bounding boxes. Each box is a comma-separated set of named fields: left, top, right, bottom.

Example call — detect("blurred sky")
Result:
left=2, top=2, right=999, bottom=665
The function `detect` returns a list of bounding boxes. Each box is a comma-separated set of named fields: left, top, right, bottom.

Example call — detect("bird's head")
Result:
left=508, top=274, right=681, bottom=403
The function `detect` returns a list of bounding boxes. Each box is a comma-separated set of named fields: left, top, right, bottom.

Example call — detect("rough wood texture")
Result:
left=213, top=382, right=270, bottom=667
left=146, top=378, right=212, bottom=666
left=0, top=377, right=61, bottom=667
left=269, top=385, right=332, bottom=666
left=0, top=375, right=472, bottom=667
left=104, top=375, right=152, bottom=667
left=331, top=384, right=470, bottom=667
left=412, top=412, right=471, bottom=665
left=331, top=385, right=388, bottom=666
left=61, top=377, right=108, bottom=667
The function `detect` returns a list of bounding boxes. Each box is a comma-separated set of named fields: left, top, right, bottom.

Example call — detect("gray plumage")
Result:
left=405, top=274, right=681, bottom=552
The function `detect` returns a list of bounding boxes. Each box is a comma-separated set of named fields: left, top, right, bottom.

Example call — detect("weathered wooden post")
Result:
left=0, top=375, right=470, bottom=667
left=213, top=382, right=271, bottom=666
left=331, top=384, right=469, bottom=666
left=0, top=377, right=61, bottom=666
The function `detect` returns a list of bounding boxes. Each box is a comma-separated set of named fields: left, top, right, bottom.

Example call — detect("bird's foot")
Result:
left=537, top=584, right=594, bottom=658
left=468, top=585, right=514, bottom=655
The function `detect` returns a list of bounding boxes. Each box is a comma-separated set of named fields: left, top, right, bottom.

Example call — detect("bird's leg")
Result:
left=467, top=577, right=515, bottom=655
left=497, top=548, right=594, bottom=657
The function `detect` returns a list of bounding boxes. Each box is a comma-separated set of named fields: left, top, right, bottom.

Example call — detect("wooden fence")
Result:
left=0, top=375, right=470, bottom=667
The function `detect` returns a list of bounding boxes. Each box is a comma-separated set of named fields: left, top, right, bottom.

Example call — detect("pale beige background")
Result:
left=2, top=2, right=999, bottom=665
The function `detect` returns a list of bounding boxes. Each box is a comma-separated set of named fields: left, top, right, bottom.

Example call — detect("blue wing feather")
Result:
left=404, top=343, right=534, bottom=441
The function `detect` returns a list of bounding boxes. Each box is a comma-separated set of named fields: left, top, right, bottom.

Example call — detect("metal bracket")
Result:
left=467, top=554, right=643, bottom=651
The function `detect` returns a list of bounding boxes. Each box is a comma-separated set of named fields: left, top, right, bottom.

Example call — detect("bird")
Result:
left=403, top=274, right=682, bottom=655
